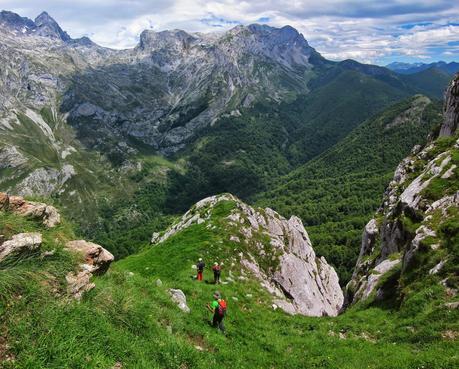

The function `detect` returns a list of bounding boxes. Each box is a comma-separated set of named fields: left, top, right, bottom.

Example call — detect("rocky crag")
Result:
left=346, top=74, right=459, bottom=307
left=152, top=194, right=343, bottom=317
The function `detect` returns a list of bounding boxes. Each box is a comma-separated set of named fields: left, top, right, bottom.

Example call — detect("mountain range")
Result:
left=0, top=11, right=450, bottom=203
left=387, top=61, right=459, bottom=75
left=0, top=75, right=457, bottom=368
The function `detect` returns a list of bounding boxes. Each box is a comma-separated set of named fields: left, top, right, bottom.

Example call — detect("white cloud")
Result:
left=1, top=0, right=459, bottom=64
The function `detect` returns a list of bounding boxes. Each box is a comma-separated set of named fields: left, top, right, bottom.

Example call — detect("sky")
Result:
left=2, top=0, right=459, bottom=65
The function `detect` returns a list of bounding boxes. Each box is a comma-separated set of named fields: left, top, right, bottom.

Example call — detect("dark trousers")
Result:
left=212, top=313, right=225, bottom=333
left=214, top=272, right=220, bottom=284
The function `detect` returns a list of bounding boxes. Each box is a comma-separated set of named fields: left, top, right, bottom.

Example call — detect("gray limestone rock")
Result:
left=168, top=288, right=190, bottom=313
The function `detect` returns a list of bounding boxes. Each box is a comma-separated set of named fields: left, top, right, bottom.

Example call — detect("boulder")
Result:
left=0, top=232, right=42, bottom=261
left=0, top=192, right=60, bottom=228
left=168, top=288, right=190, bottom=313
left=15, top=201, right=61, bottom=228
left=65, top=240, right=114, bottom=274
left=65, top=240, right=115, bottom=273
left=65, top=240, right=114, bottom=300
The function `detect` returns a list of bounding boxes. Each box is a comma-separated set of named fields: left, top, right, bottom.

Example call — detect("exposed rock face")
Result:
left=16, top=165, right=76, bottom=197
left=153, top=194, right=343, bottom=317
left=0, top=232, right=42, bottom=261
left=65, top=240, right=114, bottom=300
left=65, top=270, right=95, bottom=300
left=440, top=73, right=459, bottom=136
left=0, top=146, right=27, bottom=168
left=168, top=289, right=190, bottom=313
left=0, top=192, right=60, bottom=227
left=347, top=74, right=459, bottom=307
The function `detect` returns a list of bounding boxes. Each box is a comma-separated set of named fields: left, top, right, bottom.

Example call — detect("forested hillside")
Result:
left=257, top=95, right=443, bottom=282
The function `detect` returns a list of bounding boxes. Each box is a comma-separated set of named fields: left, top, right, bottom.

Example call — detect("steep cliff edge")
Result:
left=346, top=74, right=459, bottom=309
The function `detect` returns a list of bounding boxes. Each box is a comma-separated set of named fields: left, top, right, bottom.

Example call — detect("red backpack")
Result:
left=217, top=299, right=227, bottom=316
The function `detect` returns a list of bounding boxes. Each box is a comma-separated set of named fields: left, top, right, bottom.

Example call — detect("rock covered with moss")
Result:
left=152, top=194, right=343, bottom=317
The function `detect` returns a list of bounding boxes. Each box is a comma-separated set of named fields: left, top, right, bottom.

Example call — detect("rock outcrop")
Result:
left=0, top=194, right=113, bottom=299
left=0, top=192, right=60, bottom=228
left=65, top=240, right=114, bottom=274
left=65, top=240, right=114, bottom=300
left=153, top=194, right=343, bottom=317
left=0, top=232, right=42, bottom=262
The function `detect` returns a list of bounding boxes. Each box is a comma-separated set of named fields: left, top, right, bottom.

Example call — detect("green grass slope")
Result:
left=256, top=95, right=443, bottom=283
left=1, top=197, right=458, bottom=368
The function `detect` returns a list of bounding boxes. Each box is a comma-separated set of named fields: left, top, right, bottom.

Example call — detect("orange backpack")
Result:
left=217, top=299, right=227, bottom=316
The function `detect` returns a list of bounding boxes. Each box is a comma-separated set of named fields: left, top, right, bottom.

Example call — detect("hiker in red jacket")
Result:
left=196, top=258, right=205, bottom=281
left=212, top=262, right=221, bottom=284
left=206, top=291, right=226, bottom=333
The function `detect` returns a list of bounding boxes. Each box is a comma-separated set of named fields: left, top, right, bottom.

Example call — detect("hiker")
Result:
left=212, top=262, right=221, bottom=284
left=206, top=291, right=226, bottom=333
left=196, top=258, right=205, bottom=281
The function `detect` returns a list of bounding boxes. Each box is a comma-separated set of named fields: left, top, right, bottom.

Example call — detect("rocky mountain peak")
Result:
left=0, top=10, right=36, bottom=33
left=228, top=23, right=309, bottom=48
left=248, top=24, right=306, bottom=44
left=138, top=28, right=197, bottom=51
left=34, top=10, right=71, bottom=41
left=216, top=23, right=316, bottom=69
left=0, top=10, right=72, bottom=42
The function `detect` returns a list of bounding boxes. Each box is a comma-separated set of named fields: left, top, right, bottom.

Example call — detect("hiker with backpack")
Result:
left=212, top=262, right=221, bottom=284
left=196, top=258, right=205, bottom=281
left=206, top=291, right=226, bottom=333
